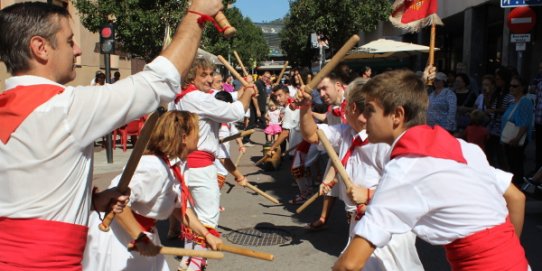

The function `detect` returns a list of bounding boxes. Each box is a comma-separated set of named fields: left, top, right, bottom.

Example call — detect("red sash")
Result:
left=174, top=84, right=200, bottom=103
left=390, top=125, right=467, bottom=164
left=186, top=150, right=216, bottom=168
left=0, top=217, right=87, bottom=271
left=444, top=218, right=528, bottom=271
left=0, top=84, right=64, bottom=144
left=132, top=211, right=157, bottom=232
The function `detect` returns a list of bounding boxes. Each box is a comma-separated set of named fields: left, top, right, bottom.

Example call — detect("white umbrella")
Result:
left=343, top=38, right=438, bottom=60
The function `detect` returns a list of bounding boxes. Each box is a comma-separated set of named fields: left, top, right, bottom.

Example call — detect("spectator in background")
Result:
left=112, top=71, right=121, bottom=83
left=465, top=110, right=489, bottom=151
left=454, top=73, right=477, bottom=133
left=211, top=73, right=224, bottom=91
left=360, top=66, right=372, bottom=79
left=90, top=70, right=104, bottom=86
left=486, top=68, right=514, bottom=168
left=223, top=75, right=234, bottom=93
left=427, top=72, right=456, bottom=133
left=501, top=76, right=534, bottom=183
left=532, top=62, right=542, bottom=170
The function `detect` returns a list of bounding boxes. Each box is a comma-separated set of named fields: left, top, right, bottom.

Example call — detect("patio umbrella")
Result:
left=343, top=38, right=438, bottom=60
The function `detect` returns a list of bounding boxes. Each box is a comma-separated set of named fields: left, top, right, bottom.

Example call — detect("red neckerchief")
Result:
left=328, top=99, right=347, bottom=123
left=341, top=135, right=368, bottom=168
left=390, top=125, right=467, bottom=164
left=0, top=84, right=64, bottom=144
left=162, top=156, right=194, bottom=233
left=287, top=97, right=299, bottom=110
left=174, top=84, right=200, bottom=104
left=296, top=140, right=311, bottom=153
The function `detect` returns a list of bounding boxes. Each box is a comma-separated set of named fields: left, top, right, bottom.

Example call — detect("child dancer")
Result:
left=333, top=69, right=528, bottom=271
left=299, top=78, right=424, bottom=270
left=84, top=111, right=222, bottom=271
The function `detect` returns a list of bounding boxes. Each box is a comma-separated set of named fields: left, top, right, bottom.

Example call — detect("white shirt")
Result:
left=354, top=134, right=513, bottom=247
left=267, top=109, right=281, bottom=125
left=281, top=105, right=302, bottom=154
left=0, top=56, right=180, bottom=225
left=171, top=91, right=245, bottom=157
left=317, top=124, right=389, bottom=212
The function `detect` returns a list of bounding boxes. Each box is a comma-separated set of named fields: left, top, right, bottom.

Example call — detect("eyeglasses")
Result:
left=510, top=84, right=520, bottom=88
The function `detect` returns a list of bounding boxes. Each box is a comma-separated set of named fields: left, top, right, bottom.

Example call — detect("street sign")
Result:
left=516, top=42, right=527, bottom=51
left=501, top=0, right=542, bottom=7
left=511, top=33, right=531, bottom=42
left=507, top=6, right=537, bottom=33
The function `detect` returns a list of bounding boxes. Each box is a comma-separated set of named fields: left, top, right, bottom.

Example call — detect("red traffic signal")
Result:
left=99, top=23, right=115, bottom=54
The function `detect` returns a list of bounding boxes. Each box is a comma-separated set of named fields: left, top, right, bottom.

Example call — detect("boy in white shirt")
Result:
left=298, top=78, right=423, bottom=271
left=333, top=69, right=528, bottom=271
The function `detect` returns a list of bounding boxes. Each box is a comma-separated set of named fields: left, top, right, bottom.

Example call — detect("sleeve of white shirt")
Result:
left=316, top=124, right=343, bottom=151
left=353, top=166, right=430, bottom=248
left=68, top=56, right=181, bottom=146
left=230, top=123, right=240, bottom=135
left=189, top=94, right=245, bottom=123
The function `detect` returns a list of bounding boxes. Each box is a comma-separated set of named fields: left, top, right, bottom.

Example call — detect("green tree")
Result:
left=280, top=0, right=391, bottom=67
left=74, top=0, right=187, bottom=62
left=202, top=7, right=269, bottom=71
left=73, top=0, right=268, bottom=66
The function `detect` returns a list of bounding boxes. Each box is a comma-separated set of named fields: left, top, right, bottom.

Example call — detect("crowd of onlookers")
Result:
left=211, top=62, right=542, bottom=192
left=426, top=63, right=542, bottom=188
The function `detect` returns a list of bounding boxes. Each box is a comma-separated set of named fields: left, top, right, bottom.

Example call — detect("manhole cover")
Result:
left=224, top=226, right=292, bottom=246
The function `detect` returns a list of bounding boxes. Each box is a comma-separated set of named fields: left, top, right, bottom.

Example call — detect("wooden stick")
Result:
left=218, top=244, right=274, bottom=261
left=426, top=22, right=436, bottom=86
left=234, top=152, right=243, bottom=167
left=233, top=50, right=249, bottom=77
left=219, top=129, right=255, bottom=144
left=99, top=107, right=166, bottom=231
left=161, top=246, right=225, bottom=259
left=215, top=11, right=237, bottom=38
left=316, top=130, right=353, bottom=190
left=127, top=243, right=225, bottom=259
left=301, top=35, right=360, bottom=95
left=295, top=192, right=320, bottom=214
left=295, top=179, right=337, bottom=214
left=274, top=61, right=288, bottom=86
left=245, top=182, right=280, bottom=204
left=218, top=55, right=251, bottom=88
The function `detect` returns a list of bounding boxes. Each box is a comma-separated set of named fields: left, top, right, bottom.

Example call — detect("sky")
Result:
left=233, top=0, right=290, bottom=23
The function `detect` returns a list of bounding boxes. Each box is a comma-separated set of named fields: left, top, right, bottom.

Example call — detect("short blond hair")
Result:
left=145, top=111, right=199, bottom=159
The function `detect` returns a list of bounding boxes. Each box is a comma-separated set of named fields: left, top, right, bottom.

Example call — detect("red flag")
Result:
left=390, top=0, right=442, bottom=32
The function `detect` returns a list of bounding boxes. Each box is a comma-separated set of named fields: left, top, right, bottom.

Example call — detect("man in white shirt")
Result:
left=0, top=1, right=222, bottom=269
left=169, top=57, right=254, bottom=271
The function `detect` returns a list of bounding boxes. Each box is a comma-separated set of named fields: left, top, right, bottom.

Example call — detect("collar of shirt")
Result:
left=5, top=75, right=63, bottom=90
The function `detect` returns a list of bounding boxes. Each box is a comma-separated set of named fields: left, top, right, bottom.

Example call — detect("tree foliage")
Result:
left=73, top=0, right=268, bottom=66
left=280, top=0, right=391, bottom=67
left=202, top=7, right=269, bottom=70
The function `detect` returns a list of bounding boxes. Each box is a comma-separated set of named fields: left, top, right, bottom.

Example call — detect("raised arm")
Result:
left=160, top=0, right=223, bottom=78
left=298, top=90, right=319, bottom=144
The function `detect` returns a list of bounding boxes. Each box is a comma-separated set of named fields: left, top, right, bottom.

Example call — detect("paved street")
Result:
left=92, top=130, right=542, bottom=271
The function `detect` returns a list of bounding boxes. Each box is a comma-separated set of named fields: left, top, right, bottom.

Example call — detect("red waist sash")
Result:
left=132, top=211, right=157, bottom=232
left=0, top=217, right=88, bottom=271
left=444, top=218, right=528, bottom=271
left=186, top=150, right=215, bottom=168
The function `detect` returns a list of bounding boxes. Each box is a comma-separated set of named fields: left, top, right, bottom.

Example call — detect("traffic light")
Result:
left=99, top=23, right=115, bottom=54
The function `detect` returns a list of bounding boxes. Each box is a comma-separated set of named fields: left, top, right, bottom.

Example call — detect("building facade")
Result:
left=361, top=0, right=541, bottom=83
